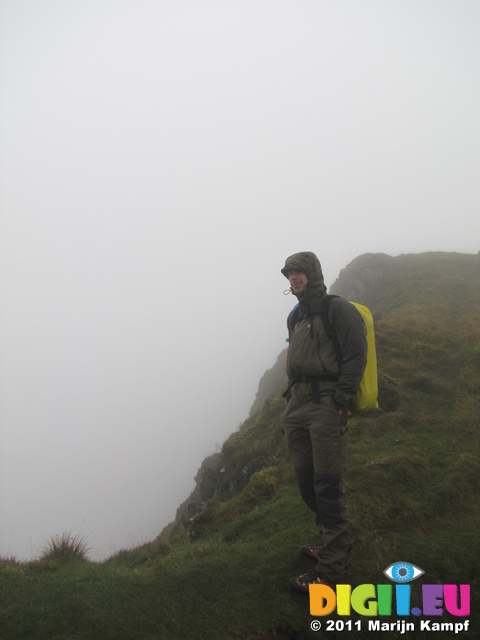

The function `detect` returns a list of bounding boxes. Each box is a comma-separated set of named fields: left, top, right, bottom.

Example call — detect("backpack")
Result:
left=287, top=295, right=378, bottom=415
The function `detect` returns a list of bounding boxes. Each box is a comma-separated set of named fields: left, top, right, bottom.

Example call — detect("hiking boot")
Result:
left=299, top=543, right=352, bottom=577
left=299, top=545, right=321, bottom=562
left=288, top=571, right=334, bottom=596
left=300, top=543, right=352, bottom=563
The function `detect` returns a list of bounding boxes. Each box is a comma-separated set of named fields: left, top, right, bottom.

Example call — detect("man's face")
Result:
left=288, top=270, right=308, bottom=295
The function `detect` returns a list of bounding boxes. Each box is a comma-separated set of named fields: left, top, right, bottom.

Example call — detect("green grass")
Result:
left=1, top=252, right=478, bottom=639
left=40, top=532, right=91, bottom=565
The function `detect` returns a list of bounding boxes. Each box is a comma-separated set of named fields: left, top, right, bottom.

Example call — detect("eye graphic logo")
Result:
left=383, top=561, right=424, bottom=583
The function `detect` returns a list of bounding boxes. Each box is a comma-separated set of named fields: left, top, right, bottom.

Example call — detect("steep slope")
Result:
left=1, top=251, right=478, bottom=640
left=248, top=350, right=287, bottom=418
left=179, top=250, right=480, bottom=518
left=164, top=251, right=480, bottom=634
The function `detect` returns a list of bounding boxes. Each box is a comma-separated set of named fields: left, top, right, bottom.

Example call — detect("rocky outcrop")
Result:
left=175, top=452, right=222, bottom=521
left=330, top=253, right=395, bottom=305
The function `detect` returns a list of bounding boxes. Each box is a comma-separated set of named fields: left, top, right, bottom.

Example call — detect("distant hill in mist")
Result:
left=2, top=251, right=479, bottom=640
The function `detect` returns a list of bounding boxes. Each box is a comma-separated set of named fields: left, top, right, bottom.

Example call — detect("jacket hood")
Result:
left=281, top=251, right=326, bottom=290
left=281, top=251, right=327, bottom=309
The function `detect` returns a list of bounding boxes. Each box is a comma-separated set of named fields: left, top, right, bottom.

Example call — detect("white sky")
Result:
left=1, top=0, right=479, bottom=561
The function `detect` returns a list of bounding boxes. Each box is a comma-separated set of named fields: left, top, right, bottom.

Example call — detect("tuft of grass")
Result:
left=39, top=531, right=91, bottom=565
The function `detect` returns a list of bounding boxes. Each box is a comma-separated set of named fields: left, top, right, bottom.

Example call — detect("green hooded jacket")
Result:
left=281, top=252, right=367, bottom=407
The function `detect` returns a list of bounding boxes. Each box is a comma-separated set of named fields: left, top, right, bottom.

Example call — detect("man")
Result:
left=281, top=251, right=367, bottom=595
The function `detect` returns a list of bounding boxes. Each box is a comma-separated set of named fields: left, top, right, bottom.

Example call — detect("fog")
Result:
left=0, top=0, right=478, bottom=561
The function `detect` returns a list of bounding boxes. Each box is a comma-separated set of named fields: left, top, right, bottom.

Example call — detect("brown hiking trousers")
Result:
left=283, top=392, right=350, bottom=583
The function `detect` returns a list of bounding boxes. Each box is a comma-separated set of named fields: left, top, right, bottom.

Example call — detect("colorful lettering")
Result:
left=351, top=584, right=377, bottom=616
left=336, top=584, right=351, bottom=616
left=377, top=584, right=393, bottom=616
left=309, top=584, right=336, bottom=617
left=423, top=584, right=444, bottom=616
left=395, top=584, right=410, bottom=615
left=308, top=581, right=471, bottom=618
left=444, top=584, right=470, bottom=616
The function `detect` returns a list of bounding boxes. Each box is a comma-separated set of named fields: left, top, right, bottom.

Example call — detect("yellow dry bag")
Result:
left=348, top=302, right=378, bottom=415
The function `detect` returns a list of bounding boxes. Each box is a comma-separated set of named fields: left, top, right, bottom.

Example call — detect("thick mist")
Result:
left=0, top=0, right=478, bottom=561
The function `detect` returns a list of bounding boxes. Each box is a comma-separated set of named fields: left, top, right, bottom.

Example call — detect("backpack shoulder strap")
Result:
left=318, top=294, right=342, bottom=366
left=287, top=303, right=300, bottom=342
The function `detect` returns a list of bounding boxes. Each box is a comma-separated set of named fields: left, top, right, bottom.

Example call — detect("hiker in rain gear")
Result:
left=281, top=251, right=367, bottom=595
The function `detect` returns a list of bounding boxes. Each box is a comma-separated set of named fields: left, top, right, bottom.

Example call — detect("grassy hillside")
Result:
left=1, top=252, right=478, bottom=640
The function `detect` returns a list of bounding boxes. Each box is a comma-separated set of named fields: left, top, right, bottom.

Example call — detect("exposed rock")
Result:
left=175, top=452, right=222, bottom=520
left=330, top=253, right=395, bottom=304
